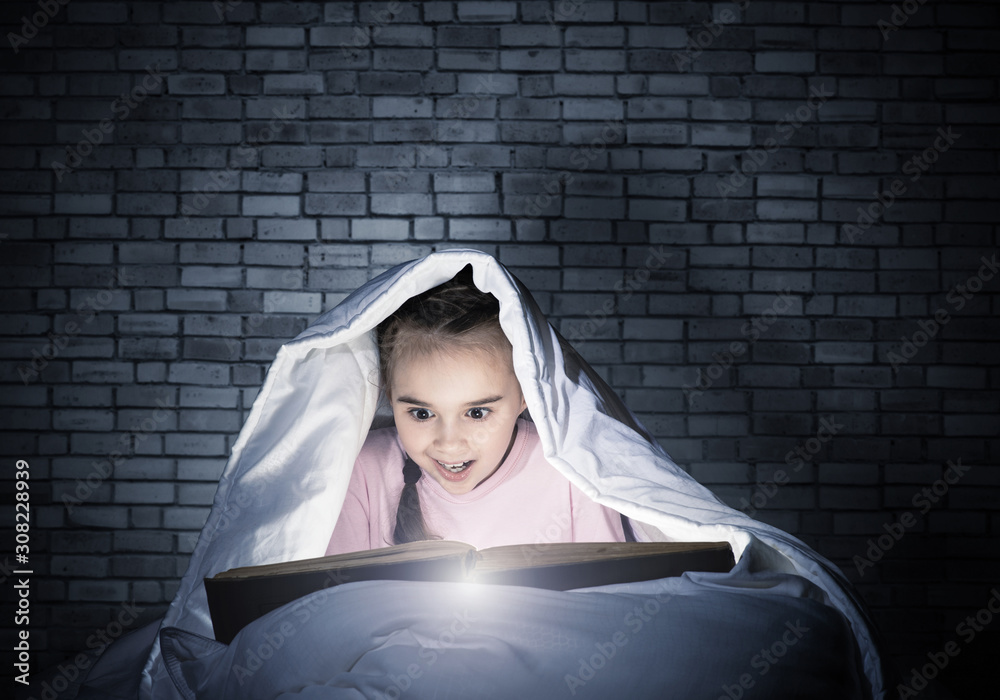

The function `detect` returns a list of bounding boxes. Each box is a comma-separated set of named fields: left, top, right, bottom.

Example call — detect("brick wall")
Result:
left=1, top=1, right=998, bottom=695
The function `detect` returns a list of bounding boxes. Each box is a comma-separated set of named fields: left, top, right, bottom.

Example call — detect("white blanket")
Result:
left=89, top=250, right=883, bottom=698
left=157, top=565, right=864, bottom=699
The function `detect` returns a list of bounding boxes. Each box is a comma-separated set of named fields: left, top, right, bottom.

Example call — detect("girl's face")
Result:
left=389, top=345, right=527, bottom=495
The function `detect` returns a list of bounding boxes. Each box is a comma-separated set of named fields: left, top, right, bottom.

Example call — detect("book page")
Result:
left=212, top=539, right=476, bottom=580
left=472, top=541, right=731, bottom=573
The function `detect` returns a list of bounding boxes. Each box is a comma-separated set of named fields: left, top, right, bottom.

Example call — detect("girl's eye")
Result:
left=410, top=408, right=433, bottom=421
left=467, top=407, right=490, bottom=420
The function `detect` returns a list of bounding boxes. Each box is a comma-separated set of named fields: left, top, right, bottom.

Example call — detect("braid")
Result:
left=393, top=457, right=431, bottom=544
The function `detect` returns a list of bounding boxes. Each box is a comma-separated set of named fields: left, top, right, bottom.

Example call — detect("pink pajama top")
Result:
left=326, top=419, right=626, bottom=555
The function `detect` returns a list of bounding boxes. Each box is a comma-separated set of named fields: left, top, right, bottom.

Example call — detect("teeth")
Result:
left=438, top=460, right=470, bottom=472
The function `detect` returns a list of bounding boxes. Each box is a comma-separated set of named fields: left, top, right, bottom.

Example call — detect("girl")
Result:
left=326, top=267, right=628, bottom=554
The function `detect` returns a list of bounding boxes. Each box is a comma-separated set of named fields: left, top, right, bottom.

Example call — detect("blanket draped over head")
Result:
left=115, top=249, right=883, bottom=698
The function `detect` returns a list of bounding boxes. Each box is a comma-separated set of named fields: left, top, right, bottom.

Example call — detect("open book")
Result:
left=205, top=540, right=734, bottom=644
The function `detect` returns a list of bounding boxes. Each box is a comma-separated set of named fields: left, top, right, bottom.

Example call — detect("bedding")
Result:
left=75, top=249, right=886, bottom=699
left=157, top=564, right=863, bottom=699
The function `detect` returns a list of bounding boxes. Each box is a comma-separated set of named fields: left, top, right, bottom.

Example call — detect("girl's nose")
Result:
left=434, top=420, right=466, bottom=453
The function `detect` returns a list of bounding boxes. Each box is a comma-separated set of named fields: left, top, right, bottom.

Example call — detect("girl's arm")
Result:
left=569, top=483, right=630, bottom=543
left=325, top=458, right=374, bottom=556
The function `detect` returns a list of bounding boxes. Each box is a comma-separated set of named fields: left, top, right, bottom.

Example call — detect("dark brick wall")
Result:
left=1, top=1, right=998, bottom=695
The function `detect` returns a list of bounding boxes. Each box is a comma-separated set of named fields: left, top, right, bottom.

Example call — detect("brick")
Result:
left=626, top=98, right=687, bottom=121
left=457, top=72, right=517, bottom=95
left=499, top=25, right=560, bottom=47
left=370, top=171, right=429, bottom=193
left=163, top=507, right=211, bottom=530
left=626, top=123, right=689, bottom=147
left=627, top=175, right=689, bottom=199
left=309, top=270, right=369, bottom=293
left=756, top=52, right=816, bottom=73
left=177, top=457, right=227, bottom=481
left=566, top=49, right=625, bottom=72
left=449, top=219, right=511, bottom=241
left=367, top=119, right=431, bottom=142
left=375, top=48, right=434, bottom=71
left=499, top=120, right=556, bottom=143
left=451, top=145, right=510, bottom=167
left=498, top=98, right=558, bottom=120
left=167, top=75, right=225, bottom=95
left=167, top=363, right=229, bottom=386
left=372, top=96, right=433, bottom=119
left=561, top=98, right=625, bottom=122
left=263, top=74, right=324, bottom=95
left=264, top=291, right=322, bottom=314
left=436, top=194, right=499, bottom=215
left=246, top=27, right=306, bottom=47
left=371, top=194, right=432, bottom=215
left=437, top=95, right=496, bottom=120
left=553, top=74, right=615, bottom=95
left=310, top=121, right=370, bottom=142
left=438, top=49, right=498, bottom=71
left=118, top=337, right=179, bottom=360
left=356, top=145, right=415, bottom=167
left=413, top=217, right=444, bottom=240
left=433, top=172, right=494, bottom=193
left=456, top=2, right=517, bottom=22
left=359, top=72, right=423, bottom=95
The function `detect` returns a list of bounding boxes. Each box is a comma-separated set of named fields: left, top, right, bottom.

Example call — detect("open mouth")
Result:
left=434, top=459, right=475, bottom=481
left=437, top=459, right=472, bottom=473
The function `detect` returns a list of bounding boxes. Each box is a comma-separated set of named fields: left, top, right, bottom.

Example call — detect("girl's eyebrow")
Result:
left=396, top=395, right=430, bottom=406
left=395, top=395, right=504, bottom=407
left=466, top=395, right=503, bottom=406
